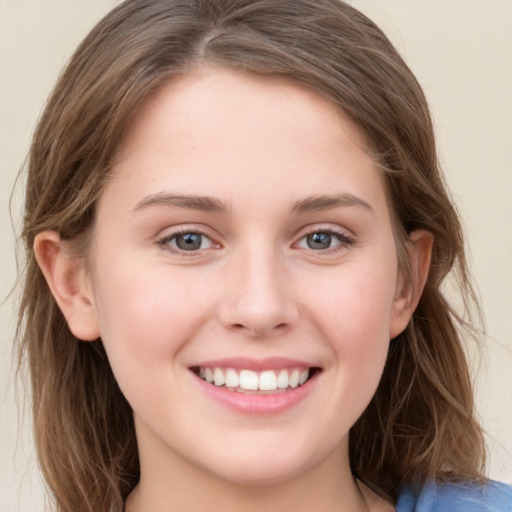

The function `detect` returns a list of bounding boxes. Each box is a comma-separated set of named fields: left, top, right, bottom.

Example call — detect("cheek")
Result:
left=307, top=262, right=396, bottom=379
left=90, top=259, right=212, bottom=383
left=309, top=261, right=396, bottom=337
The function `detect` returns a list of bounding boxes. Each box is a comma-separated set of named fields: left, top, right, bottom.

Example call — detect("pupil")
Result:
left=307, top=232, right=331, bottom=250
left=176, top=233, right=202, bottom=250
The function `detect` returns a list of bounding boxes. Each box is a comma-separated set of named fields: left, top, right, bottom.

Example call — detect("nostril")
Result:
left=230, top=322, right=288, bottom=334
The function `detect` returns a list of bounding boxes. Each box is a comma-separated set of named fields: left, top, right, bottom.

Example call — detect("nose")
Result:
left=218, top=248, right=299, bottom=338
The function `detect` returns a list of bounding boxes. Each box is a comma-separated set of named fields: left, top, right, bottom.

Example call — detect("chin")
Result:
left=205, top=459, right=309, bottom=487
left=191, top=439, right=332, bottom=487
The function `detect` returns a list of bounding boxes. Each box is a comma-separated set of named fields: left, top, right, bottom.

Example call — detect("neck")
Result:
left=127, top=472, right=371, bottom=512
left=126, top=428, right=373, bottom=512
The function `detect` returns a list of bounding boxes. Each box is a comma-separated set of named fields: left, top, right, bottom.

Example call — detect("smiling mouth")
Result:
left=190, top=366, right=320, bottom=394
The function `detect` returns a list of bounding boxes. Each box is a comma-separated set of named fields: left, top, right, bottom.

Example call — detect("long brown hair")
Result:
left=17, top=1, right=486, bottom=510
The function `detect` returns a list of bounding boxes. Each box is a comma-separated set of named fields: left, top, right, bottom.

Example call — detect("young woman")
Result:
left=16, top=0, right=512, bottom=511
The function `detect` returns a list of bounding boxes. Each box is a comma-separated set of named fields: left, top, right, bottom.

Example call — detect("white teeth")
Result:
left=225, top=368, right=239, bottom=388
left=239, top=370, right=259, bottom=390
left=289, top=369, right=300, bottom=388
left=213, top=367, right=225, bottom=386
left=205, top=367, right=214, bottom=383
left=197, top=366, right=313, bottom=391
left=277, top=369, right=289, bottom=389
left=259, top=370, right=277, bottom=391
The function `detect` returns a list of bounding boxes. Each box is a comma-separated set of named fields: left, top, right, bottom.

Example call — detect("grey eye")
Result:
left=296, top=229, right=352, bottom=252
left=306, top=232, right=334, bottom=250
left=175, top=232, right=204, bottom=250
left=160, top=230, right=217, bottom=253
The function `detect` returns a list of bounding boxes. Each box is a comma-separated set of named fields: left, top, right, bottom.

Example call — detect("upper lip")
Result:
left=190, top=356, right=319, bottom=372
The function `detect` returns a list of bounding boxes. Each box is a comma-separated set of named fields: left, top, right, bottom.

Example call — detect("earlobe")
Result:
left=34, top=231, right=100, bottom=341
left=389, top=230, right=434, bottom=339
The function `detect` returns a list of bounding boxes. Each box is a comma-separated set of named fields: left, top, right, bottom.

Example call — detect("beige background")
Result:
left=1, top=0, right=511, bottom=510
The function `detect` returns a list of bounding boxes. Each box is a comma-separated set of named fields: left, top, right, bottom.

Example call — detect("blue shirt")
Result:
left=396, top=480, right=512, bottom=511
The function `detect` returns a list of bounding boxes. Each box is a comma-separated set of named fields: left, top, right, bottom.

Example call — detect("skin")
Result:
left=35, top=68, right=432, bottom=511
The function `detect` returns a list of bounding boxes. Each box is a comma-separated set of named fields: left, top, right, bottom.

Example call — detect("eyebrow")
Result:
left=133, top=193, right=229, bottom=214
left=290, top=193, right=374, bottom=214
left=133, top=192, right=373, bottom=215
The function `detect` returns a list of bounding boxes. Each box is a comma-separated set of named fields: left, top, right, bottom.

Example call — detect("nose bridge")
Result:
left=219, top=241, right=298, bottom=337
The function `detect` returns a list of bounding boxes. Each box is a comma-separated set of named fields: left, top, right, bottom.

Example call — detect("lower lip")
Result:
left=192, top=371, right=319, bottom=415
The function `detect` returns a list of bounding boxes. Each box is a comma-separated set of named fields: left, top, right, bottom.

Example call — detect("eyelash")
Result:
left=158, top=228, right=218, bottom=255
left=157, top=227, right=355, bottom=255
left=295, top=227, right=355, bottom=254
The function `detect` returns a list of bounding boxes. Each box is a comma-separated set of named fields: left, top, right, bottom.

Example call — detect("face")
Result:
left=82, top=69, right=412, bottom=486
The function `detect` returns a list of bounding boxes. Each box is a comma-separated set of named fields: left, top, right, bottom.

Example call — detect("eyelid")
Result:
left=157, top=225, right=222, bottom=254
left=293, top=224, right=356, bottom=253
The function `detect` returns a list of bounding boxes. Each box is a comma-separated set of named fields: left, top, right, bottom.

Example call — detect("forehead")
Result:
left=115, top=68, right=369, bottom=162
left=105, top=68, right=388, bottom=216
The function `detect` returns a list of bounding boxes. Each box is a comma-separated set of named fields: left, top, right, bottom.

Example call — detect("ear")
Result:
left=34, top=231, right=100, bottom=341
left=389, top=229, right=434, bottom=339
